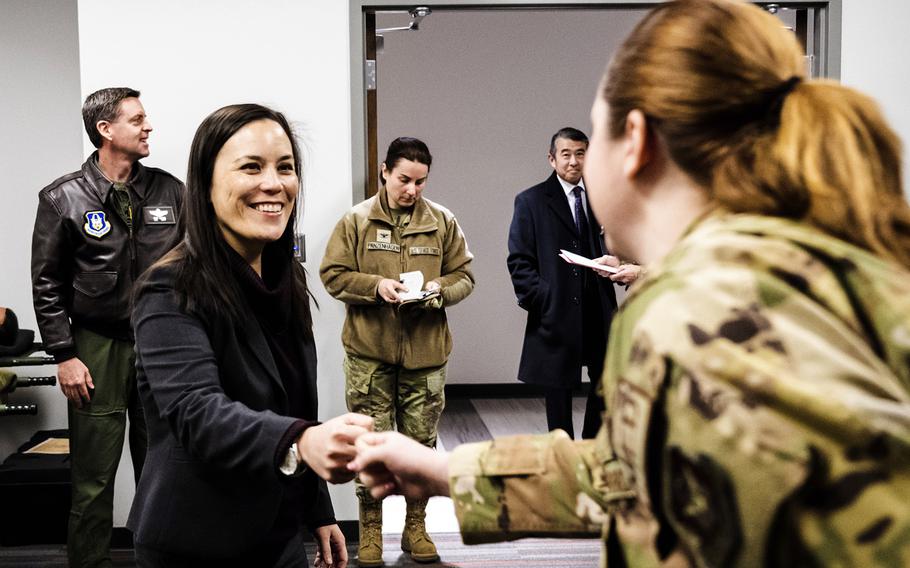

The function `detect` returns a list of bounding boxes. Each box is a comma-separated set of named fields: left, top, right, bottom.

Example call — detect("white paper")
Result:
left=398, top=270, right=426, bottom=301
left=558, top=249, right=619, bottom=273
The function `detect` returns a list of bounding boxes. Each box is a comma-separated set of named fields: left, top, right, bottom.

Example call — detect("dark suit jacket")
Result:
left=127, top=265, right=334, bottom=558
left=507, top=172, right=617, bottom=387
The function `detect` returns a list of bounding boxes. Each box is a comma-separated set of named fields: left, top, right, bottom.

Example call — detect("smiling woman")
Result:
left=209, top=119, right=300, bottom=273
left=128, top=104, right=373, bottom=568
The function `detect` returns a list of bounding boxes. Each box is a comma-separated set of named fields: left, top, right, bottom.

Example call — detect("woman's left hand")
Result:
left=313, top=523, right=347, bottom=568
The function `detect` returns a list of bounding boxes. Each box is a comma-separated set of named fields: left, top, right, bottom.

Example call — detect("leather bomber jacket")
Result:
left=31, top=153, right=185, bottom=361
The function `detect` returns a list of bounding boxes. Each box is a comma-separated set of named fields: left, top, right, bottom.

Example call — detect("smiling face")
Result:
left=382, top=158, right=429, bottom=209
left=548, top=137, right=586, bottom=185
left=210, top=119, right=299, bottom=265
left=104, top=97, right=152, bottom=160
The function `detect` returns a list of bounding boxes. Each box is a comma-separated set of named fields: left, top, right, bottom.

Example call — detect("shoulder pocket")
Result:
left=480, top=434, right=551, bottom=476
left=73, top=271, right=118, bottom=297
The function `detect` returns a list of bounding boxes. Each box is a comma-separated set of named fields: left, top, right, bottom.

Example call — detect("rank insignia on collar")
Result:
left=83, top=210, right=111, bottom=238
left=143, top=205, right=176, bottom=225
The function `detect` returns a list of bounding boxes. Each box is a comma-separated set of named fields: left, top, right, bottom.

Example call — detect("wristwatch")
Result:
left=280, top=442, right=303, bottom=476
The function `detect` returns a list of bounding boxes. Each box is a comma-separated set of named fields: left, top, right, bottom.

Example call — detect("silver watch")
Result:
left=280, top=442, right=301, bottom=476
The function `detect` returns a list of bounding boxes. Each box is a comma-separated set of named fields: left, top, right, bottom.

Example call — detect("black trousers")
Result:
left=546, top=279, right=607, bottom=440
left=544, top=359, right=604, bottom=440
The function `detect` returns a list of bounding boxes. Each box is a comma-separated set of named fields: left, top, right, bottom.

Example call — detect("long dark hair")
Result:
left=147, top=103, right=313, bottom=335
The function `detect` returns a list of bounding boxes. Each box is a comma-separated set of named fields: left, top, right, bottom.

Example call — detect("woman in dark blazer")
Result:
left=130, top=104, right=372, bottom=567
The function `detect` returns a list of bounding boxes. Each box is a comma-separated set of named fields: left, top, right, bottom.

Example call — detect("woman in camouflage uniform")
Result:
left=320, top=137, right=474, bottom=566
left=350, top=1, right=910, bottom=566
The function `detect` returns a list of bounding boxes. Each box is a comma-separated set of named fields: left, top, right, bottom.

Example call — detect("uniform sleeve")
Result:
left=506, top=193, right=547, bottom=313
left=448, top=431, right=609, bottom=544
left=134, top=280, right=298, bottom=480
left=604, top=263, right=910, bottom=567
left=31, top=190, right=76, bottom=360
left=434, top=215, right=474, bottom=307
left=319, top=213, right=383, bottom=305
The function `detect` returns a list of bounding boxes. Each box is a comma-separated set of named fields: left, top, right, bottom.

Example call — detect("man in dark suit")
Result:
left=508, top=127, right=640, bottom=439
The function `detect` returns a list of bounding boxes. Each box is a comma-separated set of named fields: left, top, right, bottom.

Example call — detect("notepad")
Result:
left=398, top=271, right=428, bottom=301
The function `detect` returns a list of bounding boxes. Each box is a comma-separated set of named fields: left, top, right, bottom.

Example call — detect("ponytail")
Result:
left=603, top=0, right=910, bottom=269
left=716, top=81, right=910, bottom=269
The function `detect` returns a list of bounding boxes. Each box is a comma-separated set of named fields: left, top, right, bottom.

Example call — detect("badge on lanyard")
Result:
left=143, top=206, right=176, bottom=225
left=83, top=210, right=112, bottom=239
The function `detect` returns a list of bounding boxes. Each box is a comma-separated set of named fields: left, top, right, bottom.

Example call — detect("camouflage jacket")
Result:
left=449, top=212, right=910, bottom=567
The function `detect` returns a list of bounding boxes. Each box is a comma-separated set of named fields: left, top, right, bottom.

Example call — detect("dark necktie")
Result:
left=572, top=186, right=589, bottom=238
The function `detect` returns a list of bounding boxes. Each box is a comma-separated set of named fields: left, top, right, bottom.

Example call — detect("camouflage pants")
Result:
left=343, top=353, right=446, bottom=503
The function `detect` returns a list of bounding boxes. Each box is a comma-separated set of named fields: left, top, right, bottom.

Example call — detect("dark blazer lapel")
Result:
left=237, top=302, right=287, bottom=406
left=544, top=173, right=579, bottom=236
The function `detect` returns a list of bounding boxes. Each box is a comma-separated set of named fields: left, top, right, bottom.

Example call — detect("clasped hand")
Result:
left=349, top=431, right=451, bottom=501
left=298, top=413, right=375, bottom=483
left=302, top=419, right=450, bottom=500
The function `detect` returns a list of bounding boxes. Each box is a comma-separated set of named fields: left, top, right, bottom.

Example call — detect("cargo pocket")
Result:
left=418, top=365, right=447, bottom=439
left=343, top=355, right=374, bottom=413
left=425, top=365, right=446, bottom=407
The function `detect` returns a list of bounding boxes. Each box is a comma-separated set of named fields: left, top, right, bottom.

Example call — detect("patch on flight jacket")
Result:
left=83, top=210, right=112, bottom=238
left=142, top=205, right=176, bottom=225
left=376, top=229, right=392, bottom=243
left=409, top=246, right=440, bottom=256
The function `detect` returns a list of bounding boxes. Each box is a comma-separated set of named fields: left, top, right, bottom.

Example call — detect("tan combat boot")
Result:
left=401, top=498, right=439, bottom=563
left=358, top=500, right=384, bottom=567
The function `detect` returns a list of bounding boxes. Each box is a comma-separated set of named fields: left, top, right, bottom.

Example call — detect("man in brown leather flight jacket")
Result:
left=30, top=87, right=184, bottom=568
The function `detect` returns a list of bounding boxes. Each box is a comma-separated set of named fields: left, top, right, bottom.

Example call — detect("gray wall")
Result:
left=0, top=0, right=82, bottom=461
left=376, top=9, right=647, bottom=384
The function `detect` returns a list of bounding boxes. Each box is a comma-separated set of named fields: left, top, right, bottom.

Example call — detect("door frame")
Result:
left=348, top=0, right=842, bottom=202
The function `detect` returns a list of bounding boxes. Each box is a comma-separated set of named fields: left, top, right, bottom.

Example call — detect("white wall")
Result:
left=0, top=0, right=82, bottom=467
left=76, top=0, right=358, bottom=524
left=841, top=0, right=910, bottom=180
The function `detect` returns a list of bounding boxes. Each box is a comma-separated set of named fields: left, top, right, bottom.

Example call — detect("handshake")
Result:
left=298, top=413, right=451, bottom=500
